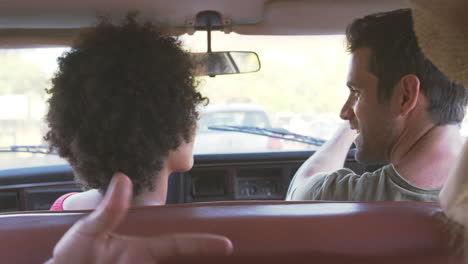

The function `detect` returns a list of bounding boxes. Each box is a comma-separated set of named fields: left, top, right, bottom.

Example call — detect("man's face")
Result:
left=340, top=47, right=397, bottom=165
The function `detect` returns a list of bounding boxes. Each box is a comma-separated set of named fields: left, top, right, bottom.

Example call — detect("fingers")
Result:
left=77, top=172, right=133, bottom=237
left=144, top=233, right=233, bottom=258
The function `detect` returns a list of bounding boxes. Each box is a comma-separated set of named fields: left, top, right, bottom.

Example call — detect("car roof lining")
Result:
left=0, top=0, right=408, bottom=48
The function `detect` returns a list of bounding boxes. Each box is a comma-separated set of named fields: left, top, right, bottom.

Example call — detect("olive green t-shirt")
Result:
left=287, top=164, right=440, bottom=202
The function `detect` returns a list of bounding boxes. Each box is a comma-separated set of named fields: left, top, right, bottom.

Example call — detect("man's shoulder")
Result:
left=289, top=165, right=393, bottom=201
left=321, top=165, right=390, bottom=183
left=288, top=168, right=361, bottom=200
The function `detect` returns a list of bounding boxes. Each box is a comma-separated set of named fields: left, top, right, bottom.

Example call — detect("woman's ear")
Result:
left=393, top=74, right=421, bottom=116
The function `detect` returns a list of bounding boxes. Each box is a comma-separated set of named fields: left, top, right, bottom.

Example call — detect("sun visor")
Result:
left=0, top=0, right=410, bottom=48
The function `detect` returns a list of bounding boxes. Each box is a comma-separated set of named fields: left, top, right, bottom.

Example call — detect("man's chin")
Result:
left=354, top=149, right=366, bottom=164
left=353, top=137, right=374, bottom=164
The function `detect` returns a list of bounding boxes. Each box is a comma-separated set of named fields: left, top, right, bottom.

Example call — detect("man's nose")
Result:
left=340, top=98, right=355, bottom=120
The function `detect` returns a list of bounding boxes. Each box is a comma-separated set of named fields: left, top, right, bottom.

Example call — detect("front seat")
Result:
left=0, top=201, right=461, bottom=264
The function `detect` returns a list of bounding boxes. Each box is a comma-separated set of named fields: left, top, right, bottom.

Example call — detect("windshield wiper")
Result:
left=0, top=145, right=56, bottom=154
left=207, top=125, right=326, bottom=146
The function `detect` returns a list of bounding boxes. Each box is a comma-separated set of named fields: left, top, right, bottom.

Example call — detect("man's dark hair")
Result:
left=45, top=14, right=207, bottom=195
left=346, top=8, right=467, bottom=125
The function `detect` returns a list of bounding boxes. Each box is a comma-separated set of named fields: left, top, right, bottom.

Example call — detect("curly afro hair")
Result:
left=45, top=13, right=207, bottom=195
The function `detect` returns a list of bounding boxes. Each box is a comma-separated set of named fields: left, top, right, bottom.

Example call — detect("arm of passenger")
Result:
left=439, top=139, right=468, bottom=226
left=286, top=122, right=356, bottom=200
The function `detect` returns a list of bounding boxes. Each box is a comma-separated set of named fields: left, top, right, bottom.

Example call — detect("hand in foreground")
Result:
left=45, top=172, right=233, bottom=264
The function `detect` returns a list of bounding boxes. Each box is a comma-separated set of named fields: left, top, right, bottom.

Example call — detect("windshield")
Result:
left=2, top=32, right=467, bottom=160
left=198, top=111, right=271, bottom=132
left=186, top=33, right=350, bottom=154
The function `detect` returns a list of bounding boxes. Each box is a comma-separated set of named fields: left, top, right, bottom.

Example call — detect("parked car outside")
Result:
left=194, top=103, right=284, bottom=154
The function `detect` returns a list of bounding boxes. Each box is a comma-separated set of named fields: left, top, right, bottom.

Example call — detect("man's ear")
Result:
left=393, top=74, right=421, bottom=116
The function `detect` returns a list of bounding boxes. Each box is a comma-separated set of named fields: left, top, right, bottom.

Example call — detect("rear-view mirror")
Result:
left=193, top=51, right=261, bottom=77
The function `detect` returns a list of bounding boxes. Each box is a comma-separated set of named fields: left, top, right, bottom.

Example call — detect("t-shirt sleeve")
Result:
left=288, top=168, right=360, bottom=201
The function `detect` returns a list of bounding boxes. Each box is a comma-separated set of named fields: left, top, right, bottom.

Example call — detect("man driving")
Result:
left=287, top=8, right=468, bottom=202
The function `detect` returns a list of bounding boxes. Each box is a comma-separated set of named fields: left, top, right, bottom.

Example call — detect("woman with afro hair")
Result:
left=47, top=13, right=207, bottom=210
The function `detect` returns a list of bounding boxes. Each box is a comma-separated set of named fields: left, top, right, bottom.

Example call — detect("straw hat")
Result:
left=410, top=0, right=468, bottom=87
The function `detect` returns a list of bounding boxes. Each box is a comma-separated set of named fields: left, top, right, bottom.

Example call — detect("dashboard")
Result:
left=0, top=150, right=368, bottom=212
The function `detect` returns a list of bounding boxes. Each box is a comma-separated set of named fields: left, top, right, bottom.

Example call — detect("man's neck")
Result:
left=391, top=124, right=463, bottom=189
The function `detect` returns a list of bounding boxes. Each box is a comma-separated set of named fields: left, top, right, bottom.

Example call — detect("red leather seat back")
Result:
left=0, top=201, right=462, bottom=264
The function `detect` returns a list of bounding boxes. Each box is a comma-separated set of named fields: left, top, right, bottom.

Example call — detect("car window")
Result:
left=2, top=32, right=468, bottom=161
left=0, top=47, right=67, bottom=148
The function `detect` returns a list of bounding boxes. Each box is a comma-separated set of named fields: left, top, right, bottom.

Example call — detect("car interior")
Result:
left=0, top=0, right=464, bottom=263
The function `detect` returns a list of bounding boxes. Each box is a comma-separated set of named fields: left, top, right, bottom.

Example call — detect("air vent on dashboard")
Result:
left=189, top=169, right=228, bottom=202
left=0, top=191, right=18, bottom=212
left=235, top=168, right=282, bottom=200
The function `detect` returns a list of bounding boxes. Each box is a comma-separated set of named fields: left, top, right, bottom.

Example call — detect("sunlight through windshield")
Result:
left=3, top=33, right=464, bottom=158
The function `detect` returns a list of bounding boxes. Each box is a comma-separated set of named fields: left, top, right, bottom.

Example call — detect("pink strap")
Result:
left=49, top=192, right=79, bottom=211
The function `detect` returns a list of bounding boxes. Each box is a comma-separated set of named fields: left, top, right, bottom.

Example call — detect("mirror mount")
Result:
left=195, top=11, right=223, bottom=54
left=194, top=11, right=231, bottom=33
left=185, top=11, right=232, bottom=35
left=206, top=16, right=212, bottom=53
left=188, top=11, right=260, bottom=78
left=195, top=11, right=224, bottom=76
